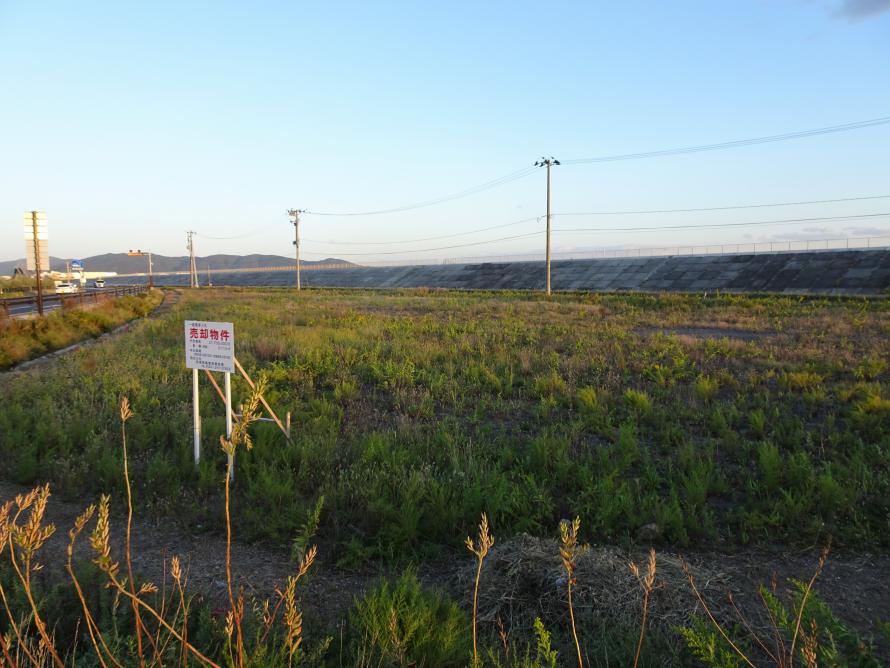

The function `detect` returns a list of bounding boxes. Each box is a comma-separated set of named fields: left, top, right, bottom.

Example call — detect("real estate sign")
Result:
left=184, top=320, right=234, bottom=373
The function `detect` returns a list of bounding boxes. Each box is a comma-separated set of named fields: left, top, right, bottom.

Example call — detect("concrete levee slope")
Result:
left=114, top=249, right=890, bottom=294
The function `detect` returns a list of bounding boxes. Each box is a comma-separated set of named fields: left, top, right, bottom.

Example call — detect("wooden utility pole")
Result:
left=288, top=209, right=305, bottom=290
left=30, top=211, right=44, bottom=315
left=535, top=158, right=560, bottom=295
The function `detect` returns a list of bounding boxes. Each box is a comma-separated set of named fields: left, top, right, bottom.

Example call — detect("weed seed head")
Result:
left=120, top=397, right=134, bottom=423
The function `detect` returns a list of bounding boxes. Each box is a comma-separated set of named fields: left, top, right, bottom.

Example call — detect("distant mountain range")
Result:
left=0, top=253, right=350, bottom=276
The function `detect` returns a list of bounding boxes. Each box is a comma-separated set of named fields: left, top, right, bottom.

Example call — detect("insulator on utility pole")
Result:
left=534, top=157, right=560, bottom=295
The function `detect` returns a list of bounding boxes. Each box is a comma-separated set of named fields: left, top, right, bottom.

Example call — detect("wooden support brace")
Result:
left=203, top=368, right=226, bottom=404
left=233, top=357, right=292, bottom=443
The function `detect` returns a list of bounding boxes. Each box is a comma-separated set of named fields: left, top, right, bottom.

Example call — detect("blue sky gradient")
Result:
left=1, top=1, right=888, bottom=262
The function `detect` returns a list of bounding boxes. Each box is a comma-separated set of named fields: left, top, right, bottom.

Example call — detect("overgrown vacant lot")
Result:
left=1, top=288, right=888, bottom=559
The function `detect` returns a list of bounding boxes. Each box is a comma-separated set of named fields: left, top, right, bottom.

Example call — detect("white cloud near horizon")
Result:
left=835, top=0, right=890, bottom=19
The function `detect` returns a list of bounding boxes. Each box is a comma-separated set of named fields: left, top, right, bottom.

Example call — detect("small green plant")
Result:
left=575, top=386, right=599, bottom=414
left=781, top=371, right=823, bottom=392
left=530, top=618, right=559, bottom=668
left=694, top=375, right=719, bottom=402
left=290, top=494, right=325, bottom=565
left=349, top=570, right=470, bottom=667
left=623, top=388, right=652, bottom=415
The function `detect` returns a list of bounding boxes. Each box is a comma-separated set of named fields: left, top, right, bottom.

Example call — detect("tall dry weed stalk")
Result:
left=219, top=377, right=265, bottom=668
left=0, top=380, right=320, bottom=668
left=120, top=398, right=149, bottom=667
left=559, top=517, right=585, bottom=668
left=629, top=548, right=657, bottom=668
left=682, top=545, right=830, bottom=668
left=1, top=485, right=65, bottom=668
left=465, top=512, right=494, bottom=667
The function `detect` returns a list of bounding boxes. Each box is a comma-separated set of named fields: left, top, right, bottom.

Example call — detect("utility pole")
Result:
left=287, top=209, right=305, bottom=290
left=186, top=231, right=199, bottom=288
left=30, top=211, right=44, bottom=315
left=535, top=157, right=560, bottom=295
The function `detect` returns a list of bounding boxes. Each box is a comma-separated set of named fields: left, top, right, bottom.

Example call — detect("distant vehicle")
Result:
left=54, top=282, right=78, bottom=294
left=93, top=279, right=106, bottom=288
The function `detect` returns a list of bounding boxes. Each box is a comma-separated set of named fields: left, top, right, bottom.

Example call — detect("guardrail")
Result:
left=0, top=285, right=149, bottom=320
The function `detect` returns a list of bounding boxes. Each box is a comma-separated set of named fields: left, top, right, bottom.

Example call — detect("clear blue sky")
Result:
left=1, top=0, right=889, bottom=264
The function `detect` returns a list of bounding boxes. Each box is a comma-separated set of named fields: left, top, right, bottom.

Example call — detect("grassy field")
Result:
left=1, top=287, right=889, bottom=665
left=1, top=288, right=887, bottom=555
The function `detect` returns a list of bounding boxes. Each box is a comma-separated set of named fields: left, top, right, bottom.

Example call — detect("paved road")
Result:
left=4, top=289, right=121, bottom=318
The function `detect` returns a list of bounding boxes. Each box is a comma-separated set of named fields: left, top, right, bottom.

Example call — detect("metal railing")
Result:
left=0, top=285, right=149, bottom=320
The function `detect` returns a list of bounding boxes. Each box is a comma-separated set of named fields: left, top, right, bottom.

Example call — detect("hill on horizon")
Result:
left=0, top=253, right=350, bottom=276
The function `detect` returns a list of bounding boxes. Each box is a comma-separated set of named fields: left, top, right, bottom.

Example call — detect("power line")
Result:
left=551, top=194, right=890, bottom=217
left=299, top=193, right=890, bottom=246
left=303, top=217, right=542, bottom=245
left=305, top=165, right=538, bottom=217
left=301, top=212, right=890, bottom=257
left=196, top=228, right=271, bottom=240
left=296, top=115, right=889, bottom=219
left=561, top=116, right=890, bottom=165
left=555, top=212, right=890, bottom=234
left=302, top=230, right=544, bottom=256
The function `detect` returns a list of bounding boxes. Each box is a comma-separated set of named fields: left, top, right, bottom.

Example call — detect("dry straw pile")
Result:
left=459, top=534, right=731, bottom=636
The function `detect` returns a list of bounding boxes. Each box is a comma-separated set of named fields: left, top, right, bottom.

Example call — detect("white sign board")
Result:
left=184, top=320, right=234, bottom=372
left=23, top=211, right=50, bottom=272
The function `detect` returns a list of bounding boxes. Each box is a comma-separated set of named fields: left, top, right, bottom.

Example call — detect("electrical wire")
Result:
left=562, top=116, right=890, bottom=165
left=301, top=212, right=890, bottom=256
left=302, top=230, right=544, bottom=256
left=303, top=216, right=543, bottom=245
left=551, top=194, right=890, bottom=217
left=299, top=194, right=890, bottom=246
left=305, top=166, right=538, bottom=217
left=196, top=229, right=272, bottom=240
left=300, top=115, right=889, bottom=219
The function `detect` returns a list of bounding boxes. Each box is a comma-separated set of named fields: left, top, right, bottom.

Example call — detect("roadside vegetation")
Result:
left=0, top=276, right=55, bottom=299
left=0, top=289, right=163, bottom=369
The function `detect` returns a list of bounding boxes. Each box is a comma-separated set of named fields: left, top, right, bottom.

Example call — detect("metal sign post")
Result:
left=184, top=320, right=235, bottom=466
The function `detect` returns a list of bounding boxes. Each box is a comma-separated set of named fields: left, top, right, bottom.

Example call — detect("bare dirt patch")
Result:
left=5, top=479, right=887, bottom=657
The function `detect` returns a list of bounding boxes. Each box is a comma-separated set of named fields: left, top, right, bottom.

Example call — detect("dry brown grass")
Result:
left=466, top=512, right=495, bottom=666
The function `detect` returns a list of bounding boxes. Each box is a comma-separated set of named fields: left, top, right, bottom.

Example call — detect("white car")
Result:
left=93, top=279, right=106, bottom=288
left=54, top=282, right=78, bottom=294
